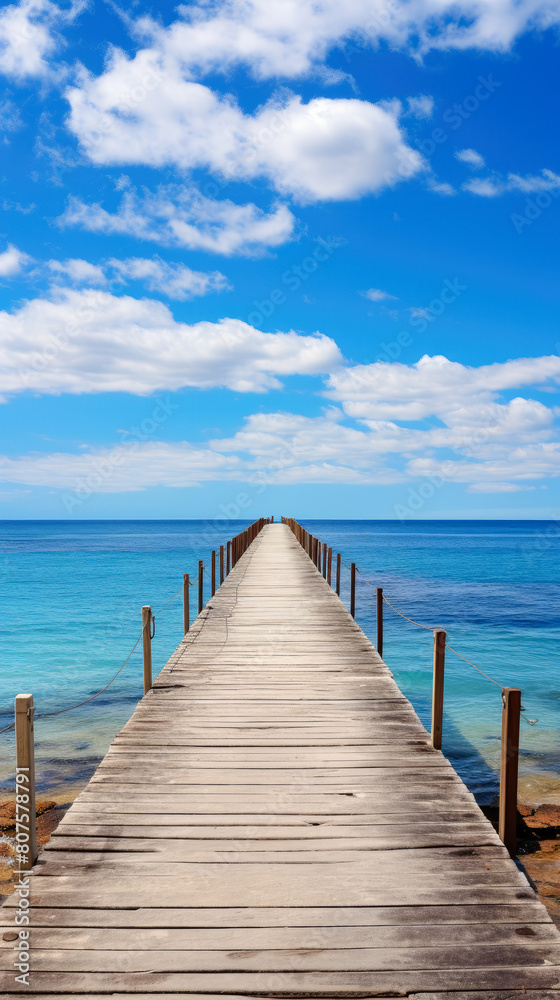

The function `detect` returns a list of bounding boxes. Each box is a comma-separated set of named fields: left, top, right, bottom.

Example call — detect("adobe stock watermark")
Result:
left=375, top=277, right=467, bottom=365
left=394, top=414, right=501, bottom=519
left=384, top=74, right=502, bottom=187
left=511, top=186, right=560, bottom=234
left=61, top=396, right=178, bottom=514
left=247, top=236, right=343, bottom=328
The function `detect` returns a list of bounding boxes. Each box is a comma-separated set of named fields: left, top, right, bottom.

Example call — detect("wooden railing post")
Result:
left=327, top=547, right=332, bottom=585
left=227, top=540, right=231, bottom=575
left=15, top=694, right=37, bottom=871
left=211, top=550, right=216, bottom=596
left=198, top=560, right=204, bottom=613
left=376, top=588, right=383, bottom=658
left=431, top=629, right=446, bottom=750
left=499, top=687, right=521, bottom=856
left=336, top=553, right=341, bottom=596
left=183, top=574, right=190, bottom=634
left=322, top=542, right=327, bottom=579
left=142, top=605, right=152, bottom=694
left=220, top=545, right=224, bottom=585
left=350, top=563, right=356, bottom=618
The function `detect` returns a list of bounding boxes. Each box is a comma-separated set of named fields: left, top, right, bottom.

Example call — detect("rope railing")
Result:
left=282, top=514, right=534, bottom=857
left=6, top=514, right=274, bottom=870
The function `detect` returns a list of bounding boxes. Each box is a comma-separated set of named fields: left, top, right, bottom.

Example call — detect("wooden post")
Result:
left=183, top=574, right=190, bottom=634
left=322, top=542, right=327, bottom=579
left=350, top=562, right=356, bottom=617
left=227, top=540, right=231, bottom=575
left=14, top=694, right=37, bottom=871
left=142, top=605, right=152, bottom=694
left=220, top=545, right=224, bottom=585
left=376, top=587, right=383, bottom=658
left=431, top=629, right=446, bottom=750
left=336, top=553, right=341, bottom=596
left=211, top=550, right=216, bottom=596
left=198, top=560, right=204, bottom=613
left=499, top=687, right=521, bottom=856
left=327, top=547, right=332, bottom=585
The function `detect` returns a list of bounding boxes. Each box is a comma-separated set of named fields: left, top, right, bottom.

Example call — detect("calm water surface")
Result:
left=1, top=519, right=559, bottom=803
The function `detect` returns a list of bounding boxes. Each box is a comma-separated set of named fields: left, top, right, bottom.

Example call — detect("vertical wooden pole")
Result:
left=350, top=562, right=356, bottom=618
left=431, top=629, right=446, bottom=750
left=227, top=540, right=231, bottom=575
left=376, top=588, right=383, bottom=658
left=211, top=550, right=216, bottom=596
left=198, top=560, right=204, bottom=613
left=499, top=687, right=521, bottom=856
left=336, top=553, right=341, bottom=596
left=14, top=694, right=37, bottom=871
left=183, top=574, right=190, bottom=634
left=142, top=605, right=152, bottom=694
left=322, top=542, right=327, bottom=579
left=327, top=547, right=332, bottom=585
left=220, top=545, right=224, bottom=585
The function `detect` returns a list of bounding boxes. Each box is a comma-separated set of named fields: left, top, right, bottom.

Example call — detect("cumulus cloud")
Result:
left=0, top=287, right=342, bottom=398
left=361, top=288, right=397, bottom=302
left=48, top=257, right=107, bottom=285
left=113, top=0, right=560, bottom=83
left=107, top=257, right=230, bottom=300
left=66, top=56, right=425, bottom=203
left=0, top=440, right=244, bottom=493
left=48, top=255, right=230, bottom=300
left=327, top=354, right=560, bottom=421
left=456, top=148, right=485, bottom=169
left=60, top=186, right=296, bottom=257
left=0, top=348, right=560, bottom=492
left=212, top=409, right=405, bottom=482
left=0, top=243, right=31, bottom=276
left=0, top=0, right=84, bottom=80
left=405, top=95, right=434, bottom=119
left=463, top=169, right=560, bottom=197
left=323, top=354, right=560, bottom=488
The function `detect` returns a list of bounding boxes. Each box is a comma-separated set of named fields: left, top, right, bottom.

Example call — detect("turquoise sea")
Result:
left=1, top=519, right=559, bottom=805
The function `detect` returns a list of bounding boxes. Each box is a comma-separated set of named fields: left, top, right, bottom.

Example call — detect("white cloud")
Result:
left=324, top=354, right=560, bottom=487
left=0, top=441, right=243, bottom=493
left=0, top=287, right=342, bottom=397
left=456, top=148, right=485, bottom=169
left=0, top=0, right=83, bottom=81
left=463, top=169, right=560, bottom=197
left=0, top=243, right=31, bottom=276
left=60, top=186, right=296, bottom=257
left=327, top=354, right=560, bottom=422
left=48, top=258, right=107, bottom=285
left=426, top=178, right=456, bottom=196
left=120, top=1, right=560, bottom=81
left=48, top=255, right=230, bottom=300
left=66, top=54, right=425, bottom=203
left=467, top=482, right=535, bottom=493
left=107, top=257, right=230, bottom=300
left=405, top=95, right=434, bottom=119
left=361, top=288, right=397, bottom=302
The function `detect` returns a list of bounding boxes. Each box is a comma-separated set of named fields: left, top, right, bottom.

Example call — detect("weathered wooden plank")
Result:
left=2, top=943, right=560, bottom=973
left=1, top=969, right=559, bottom=992
left=4, top=922, right=556, bottom=950
left=0, top=904, right=550, bottom=926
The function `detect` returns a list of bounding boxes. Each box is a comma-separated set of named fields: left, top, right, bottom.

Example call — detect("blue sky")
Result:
left=1, top=0, right=560, bottom=519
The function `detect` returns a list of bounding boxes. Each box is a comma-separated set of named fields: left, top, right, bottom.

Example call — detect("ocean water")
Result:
left=1, top=518, right=559, bottom=805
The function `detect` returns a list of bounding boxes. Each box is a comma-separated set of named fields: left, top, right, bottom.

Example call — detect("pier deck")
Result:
left=2, top=522, right=560, bottom=997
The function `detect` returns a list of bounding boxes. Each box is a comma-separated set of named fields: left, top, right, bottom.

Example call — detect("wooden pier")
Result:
left=2, top=522, right=560, bottom=997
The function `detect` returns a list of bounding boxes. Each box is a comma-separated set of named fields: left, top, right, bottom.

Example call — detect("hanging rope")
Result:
left=354, top=564, right=537, bottom=725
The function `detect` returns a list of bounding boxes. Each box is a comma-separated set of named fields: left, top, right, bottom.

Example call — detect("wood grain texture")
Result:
left=3, top=522, right=559, bottom=997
